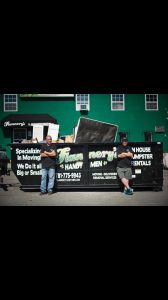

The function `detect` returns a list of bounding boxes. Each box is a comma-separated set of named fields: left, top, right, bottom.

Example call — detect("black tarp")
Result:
left=74, top=118, right=118, bottom=143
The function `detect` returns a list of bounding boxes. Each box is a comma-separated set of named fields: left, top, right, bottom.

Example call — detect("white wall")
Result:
left=163, top=153, right=168, bottom=169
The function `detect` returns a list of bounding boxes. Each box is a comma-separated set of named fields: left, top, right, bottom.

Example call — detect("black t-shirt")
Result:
left=117, top=145, right=134, bottom=168
left=40, top=144, right=57, bottom=169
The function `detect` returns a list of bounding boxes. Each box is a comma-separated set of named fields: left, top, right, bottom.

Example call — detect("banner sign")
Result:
left=11, top=142, right=163, bottom=189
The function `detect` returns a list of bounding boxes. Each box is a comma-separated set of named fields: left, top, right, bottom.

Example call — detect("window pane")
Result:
left=112, top=103, right=124, bottom=110
left=112, top=94, right=124, bottom=110
left=146, top=95, right=158, bottom=110
left=5, top=103, right=17, bottom=111
left=147, top=103, right=157, bottom=110
left=4, top=94, right=17, bottom=111
left=76, top=94, right=89, bottom=105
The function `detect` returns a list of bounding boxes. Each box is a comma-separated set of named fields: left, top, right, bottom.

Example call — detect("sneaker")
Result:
left=40, top=192, right=47, bottom=196
left=130, top=188, right=134, bottom=193
left=125, top=188, right=134, bottom=195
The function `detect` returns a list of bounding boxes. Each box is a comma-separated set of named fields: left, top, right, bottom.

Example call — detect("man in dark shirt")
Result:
left=40, top=135, right=57, bottom=195
left=117, top=138, right=134, bottom=195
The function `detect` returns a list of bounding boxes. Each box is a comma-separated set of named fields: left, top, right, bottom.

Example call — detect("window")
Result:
left=13, top=128, right=27, bottom=143
left=145, top=94, right=158, bottom=111
left=144, top=132, right=152, bottom=142
left=111, top=94, right=125, bottom=111
left=76, top=94, right=90, bottom=111
left=4, top=94, right=18, bottom=112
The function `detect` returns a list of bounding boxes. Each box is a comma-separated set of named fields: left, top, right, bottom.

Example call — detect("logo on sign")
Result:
left=4, top=121, right=26, bottom=127
left=57, top=147, right=83, bottom=164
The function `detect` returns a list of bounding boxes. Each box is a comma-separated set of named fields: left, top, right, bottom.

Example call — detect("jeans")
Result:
left=40, top=168, right=56, bottom=193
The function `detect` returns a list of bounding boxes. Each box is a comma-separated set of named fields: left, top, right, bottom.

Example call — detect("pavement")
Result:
left=0, top=170, right=168, bottom=206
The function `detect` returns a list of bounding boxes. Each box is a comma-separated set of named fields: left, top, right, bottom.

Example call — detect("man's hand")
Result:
left=41, top=152, right=49, bottom=157
left=126, top=152, right=134, bottom=158
left=118, top=153, right=127, bottom=158
left=44, top=151, right=49, bottom=155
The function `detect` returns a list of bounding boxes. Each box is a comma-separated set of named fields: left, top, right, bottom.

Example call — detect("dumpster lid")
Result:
left=1, top=114, right=57, bottom=128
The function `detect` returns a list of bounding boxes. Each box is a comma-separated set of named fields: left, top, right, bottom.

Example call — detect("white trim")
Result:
left=4, top=94, right=18, bottom=112
left=75, top=94, right=90, bottom=111
left=111, top=94, right=125, bottom=111
left=145, top=94, right=159, bottom=111
left=20, top=94, right=74, bottom=98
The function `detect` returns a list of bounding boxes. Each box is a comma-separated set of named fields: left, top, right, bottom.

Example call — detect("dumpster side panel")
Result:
left=11, top=145, right=42, bottom=188
left=131, top=143, right=163, bottom=188
left=10, top=143, right=163, bottom=190
left=56, top=144, right=87, bottom=187
left=88, top=144, right=118, bottom=186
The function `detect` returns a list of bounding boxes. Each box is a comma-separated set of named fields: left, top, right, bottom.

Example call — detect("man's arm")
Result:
left=41, top=152, right=49, bottom=157
left=118, top=153, right=128, bottom=158
left=45, top=150, right=56, bottom=157
left=125, top=147, right=134, bottom=158
left=44, top=145, right=57, bottom=157
left=118, top=150, right=134, bottom=158
left=40, top=146, right=49, bottom=157
left=126, top=152, right=134, bottom=158
left=117, top=147, right=127, bottom=158
left=118, top=152, right=133, bottom=158
left=127, top=147, right=134, bottom=158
